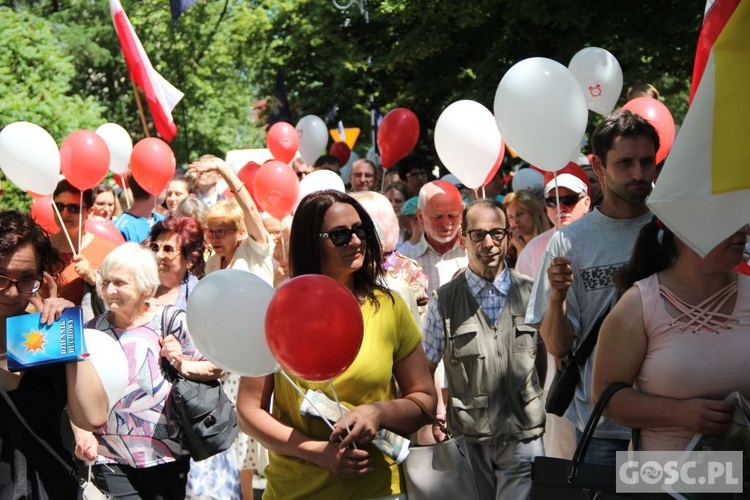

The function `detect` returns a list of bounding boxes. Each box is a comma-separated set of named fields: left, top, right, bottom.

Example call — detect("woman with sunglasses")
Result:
left=237, top=190, right=437, bottom=499
left=0, top=210, right=108, bottom=498
left=50, top=180, right=119, bottom=321
left=190, top=157, right=274, bottom=285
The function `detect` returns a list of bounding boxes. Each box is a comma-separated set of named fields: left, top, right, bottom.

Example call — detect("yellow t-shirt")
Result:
left=264, top=290, right=422, bottom=500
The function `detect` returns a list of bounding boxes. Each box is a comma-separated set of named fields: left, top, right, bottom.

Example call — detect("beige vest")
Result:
left=435, top=269, right=545, bottom=443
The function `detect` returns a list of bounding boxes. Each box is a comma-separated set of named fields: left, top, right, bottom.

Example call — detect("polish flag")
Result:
left=110, top=0, right=183, bottom=142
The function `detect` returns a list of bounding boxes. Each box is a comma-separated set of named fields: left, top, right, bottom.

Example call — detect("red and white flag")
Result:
left=110, top=0, right=183, bottom=142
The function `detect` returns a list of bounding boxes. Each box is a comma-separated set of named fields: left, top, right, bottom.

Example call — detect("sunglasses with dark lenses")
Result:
left=465, top=228, right=508, bottom=243
left=544, top=194, right=583, bottom=208
left=54, top=202, right=82, bottom=215
left=149, top=242, right=181, bottom=257
left=0, top=274, right=43, bottom=295
left=319, top=223, right=371, bottom=247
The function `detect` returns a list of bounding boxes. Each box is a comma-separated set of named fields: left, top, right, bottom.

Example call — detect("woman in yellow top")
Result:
left=237, top=190, right=437, bottom=499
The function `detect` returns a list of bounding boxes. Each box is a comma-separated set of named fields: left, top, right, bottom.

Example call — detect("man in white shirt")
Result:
left=401, top=180, right=468, bottom=294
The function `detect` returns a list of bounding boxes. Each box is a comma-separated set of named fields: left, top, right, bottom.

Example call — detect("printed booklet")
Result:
left=6, top=307, right=86, bottom=372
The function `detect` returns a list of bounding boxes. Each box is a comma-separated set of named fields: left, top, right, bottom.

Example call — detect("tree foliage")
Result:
left=1, top=0, right=706, bottom=202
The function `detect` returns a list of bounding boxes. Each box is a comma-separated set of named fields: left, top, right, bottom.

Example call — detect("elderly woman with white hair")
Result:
left=73, top=242, right=222, bottom=499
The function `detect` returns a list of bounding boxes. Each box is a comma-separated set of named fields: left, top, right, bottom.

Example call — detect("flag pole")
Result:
left=130, top=78, right=151, bottom=138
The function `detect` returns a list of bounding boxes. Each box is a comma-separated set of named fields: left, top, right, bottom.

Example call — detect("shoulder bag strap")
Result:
left=160, top=305, right=185, bottom=383
left=405, top=394, right=452, bottom=440
left=570, top=308, right=610, bottom=369
left=0, top=384, right=80, bottom=481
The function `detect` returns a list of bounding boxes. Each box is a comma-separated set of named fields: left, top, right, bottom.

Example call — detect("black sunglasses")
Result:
left=319, top=222, right=371, bottom=247
left=544, top=194, right=583, bottom=208
left=54, top=202, right=82, bottom=215
left=0, top=273, right=43, bottom=295
left=464, top=228, right=508, bottom=243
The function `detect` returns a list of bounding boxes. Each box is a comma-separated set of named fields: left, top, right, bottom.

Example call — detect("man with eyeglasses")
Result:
left=422, top=199, right=546, bottom=499
left=396, top=155, right=431, bottom=197
left=525, top=110, right=659, bottom=468
left=515, top=172, right=590, bottom=280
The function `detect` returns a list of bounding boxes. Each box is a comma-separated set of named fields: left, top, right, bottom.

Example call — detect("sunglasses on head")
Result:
left=54, top=202, right=81, bottom=215
left=544, top=194, right=583, bottom=208
left=319, top=222, right=371, bottom=247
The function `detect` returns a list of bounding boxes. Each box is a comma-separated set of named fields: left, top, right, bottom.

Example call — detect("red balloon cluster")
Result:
left=130, top=138, right=176, bottom=196
left=60, top=130, right=111, bottom=190
left=265, top=275, right=364, bottom=381
left=329, top=141, right=351, bottom=166
left=267, top=122, right=299, bottom=164
left=377, top=108, right=420, bottom=169
left=253, top=160, right=299, bottom=220
left=621, top=97, right=675, bottom=164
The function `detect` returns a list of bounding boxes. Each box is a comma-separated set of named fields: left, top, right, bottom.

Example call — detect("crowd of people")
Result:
left=0, top=105, right=749, bottom=500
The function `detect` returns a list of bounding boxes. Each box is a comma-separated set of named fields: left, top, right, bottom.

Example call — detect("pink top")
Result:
left=636, top=273, right=750, bottom=451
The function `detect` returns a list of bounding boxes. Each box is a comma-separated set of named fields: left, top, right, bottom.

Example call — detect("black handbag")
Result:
left=546, top=310, right=609, bottom=417
left=161, top=306, right=240, bottom=462
left=532, top=383, right=671, bottom=499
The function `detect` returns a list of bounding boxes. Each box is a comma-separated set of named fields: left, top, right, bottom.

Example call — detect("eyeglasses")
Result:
left=352, top=172, right=375, bottom=179
left=544, top=194, right=583, bottom=208
left=149, top=242, right=181, bottom=258
left=0, top=273, right=43, bottom=295
left=54, top=202, right=81, bottom=215
left=406, top=170, right=428, bottom=179
left=319, top=223, right=371, bottom=247
left=206, top=227, right=235, bottom=238
left=464, top=228, right=508, bottom=243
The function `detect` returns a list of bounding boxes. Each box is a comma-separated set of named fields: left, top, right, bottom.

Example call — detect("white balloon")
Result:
left=295, top=115, right=329, bottom=166
left=295, top=169, right=346, bottom=210
left=186, top=270, right=278, bottom=377
left=568, top=47, right=623, bottom=116
left=84, top=328, right=129, bottom=413
left=95, top=123, right=133, bottom=175
left=435, top=100, right=503, bottom=189
left=511, top=168, right=545, bottom=193
left=0, top=122, right=60, bottom=195
left=494, top=57, right=588, bottom=172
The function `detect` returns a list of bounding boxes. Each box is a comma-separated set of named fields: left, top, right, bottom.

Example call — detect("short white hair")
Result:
left=350, top=191, right=399, bottom=252
left=99, top=242, right=160, bottom=300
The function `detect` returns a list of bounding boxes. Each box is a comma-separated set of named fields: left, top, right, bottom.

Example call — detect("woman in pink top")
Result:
left=592, top=218, right=750, bottom=451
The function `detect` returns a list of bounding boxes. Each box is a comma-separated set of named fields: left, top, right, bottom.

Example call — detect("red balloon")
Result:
left=130, top=138, right=176, bottom=196
left=267, top=122, right=300, bottom=164
left=377, top=108, right=420, bottom=169
left=85, top=218, right=125, bottom=245
left=265, top=275, right=364, bottom=381
left=253, top=160, right=299, bottom=219
left=621, top=97, right=675, bottom=164
left=329, top=141, right=351, bottom=166
left=30, top=195, right=60, bottom=235
left=237, top=161, right=263, bottom=208
left=482, top=139, right=506, bottom=186
left=60, top=130, right=111, bottom=190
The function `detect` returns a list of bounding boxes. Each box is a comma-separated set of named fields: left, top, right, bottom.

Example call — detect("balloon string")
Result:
left=481, top=186, right=485, bottom=200
left=51, top=201, right=78, bottom=256
left=554, top=174, right=561, bottom=232
left=78, top=191, right=83, bottom=251
left=280, top=232, right=287, bottom=264
left=120, top=177, right=131, bottom=209
left=328, top=380, right=357, bottom=449
left=278, top=370, right=342, bottom=440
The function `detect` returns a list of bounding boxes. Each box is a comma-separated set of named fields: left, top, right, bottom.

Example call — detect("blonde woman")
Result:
left=503, top=189, right=550, bottom=267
